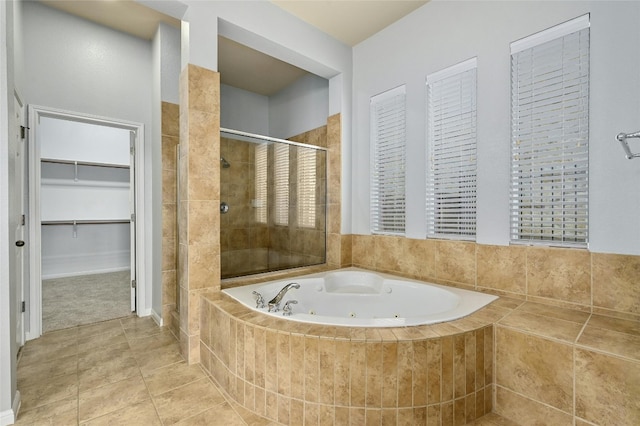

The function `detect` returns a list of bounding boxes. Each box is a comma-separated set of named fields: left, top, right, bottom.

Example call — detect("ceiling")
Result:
left=39, top=0, right=429, bottom=96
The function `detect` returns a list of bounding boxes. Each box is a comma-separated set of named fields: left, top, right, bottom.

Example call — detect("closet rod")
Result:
left=41, top=158, right=130, bottom=169
left=41, top=219, right=131, bottom=225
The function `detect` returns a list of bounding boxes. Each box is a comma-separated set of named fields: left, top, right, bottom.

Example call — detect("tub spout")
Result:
left=268, top=282, right=300, bottom=312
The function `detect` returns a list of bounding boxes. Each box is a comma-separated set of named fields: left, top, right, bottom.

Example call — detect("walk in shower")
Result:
left=220, top=129, right=327, bottom=279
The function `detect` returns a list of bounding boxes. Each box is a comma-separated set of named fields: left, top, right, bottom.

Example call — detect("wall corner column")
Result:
left=178, top=63, right=221, bottom=364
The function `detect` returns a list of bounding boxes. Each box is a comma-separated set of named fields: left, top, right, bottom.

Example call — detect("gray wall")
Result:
left=22, top=1, right=157, bottom=313
left=351, top=0, right=640, bottom=255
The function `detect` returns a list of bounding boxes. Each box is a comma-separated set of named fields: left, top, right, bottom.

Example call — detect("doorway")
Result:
left=27, top=106, right=144, bottom=339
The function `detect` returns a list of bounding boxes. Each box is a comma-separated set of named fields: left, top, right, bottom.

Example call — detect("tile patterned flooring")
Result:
left=15, top=316, right=517, bottom=425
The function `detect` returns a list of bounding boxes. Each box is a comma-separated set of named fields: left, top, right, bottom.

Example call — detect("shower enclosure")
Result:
left=220, top=129, right=327, bottom=279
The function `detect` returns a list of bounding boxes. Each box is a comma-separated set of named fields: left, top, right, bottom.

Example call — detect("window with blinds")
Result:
left=254, top=144, right=267, bottom=224
left=510, top=15, right=590, bottom=247
left=426, top=58, right=477, bottom=240
left=274, top=143, right=289, bottom=226
left=370, top=85, right=406, bottom=235
left=297, top=147, right=316, bottom=228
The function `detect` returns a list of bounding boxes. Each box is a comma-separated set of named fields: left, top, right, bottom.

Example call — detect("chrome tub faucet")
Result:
left=268, top=282, right=300, bottom=312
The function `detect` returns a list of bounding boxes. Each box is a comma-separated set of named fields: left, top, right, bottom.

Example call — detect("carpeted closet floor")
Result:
left=42, top=270, right=132, bottom=332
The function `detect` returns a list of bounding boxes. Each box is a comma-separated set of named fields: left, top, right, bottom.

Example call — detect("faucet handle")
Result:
left=252, top=291, right=265, bottom=309
left=282, top=300, right=298, bottom=316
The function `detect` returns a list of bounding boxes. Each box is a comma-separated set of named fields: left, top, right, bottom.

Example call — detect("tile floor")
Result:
left=14, top=316, right=518, bottom=425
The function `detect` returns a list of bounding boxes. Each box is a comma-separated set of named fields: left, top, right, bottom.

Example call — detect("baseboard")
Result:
left=42, top=266, right=130, bottom=280
left=150, top=309, right=163, bottom=327
left=0, top=390, right=20, bottom=426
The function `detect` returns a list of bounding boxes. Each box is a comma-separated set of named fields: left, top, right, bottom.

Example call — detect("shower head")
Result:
left=220, top=157, right=231, bottom=168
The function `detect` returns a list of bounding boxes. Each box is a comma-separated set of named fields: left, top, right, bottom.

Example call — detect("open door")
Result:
left=27, top=105, right=145, bottom=339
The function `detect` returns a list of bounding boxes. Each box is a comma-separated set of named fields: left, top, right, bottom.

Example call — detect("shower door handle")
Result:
left=220, top=202, right=230, bottom=214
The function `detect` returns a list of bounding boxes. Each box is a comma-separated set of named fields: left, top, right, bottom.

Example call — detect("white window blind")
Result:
left=510, top=15, right=590, bottom=247
left=274, top=144, right=289, bottom=226
left=370, top=85, right=406, bottom=235
left=426, top=58, right=477, bottom=240
left=254, top=144, right=267, bottom=224
left=297, top=148, right=316, bottom=228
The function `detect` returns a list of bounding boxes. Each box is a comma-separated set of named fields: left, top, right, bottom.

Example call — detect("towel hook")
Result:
left=616, top=131, right=640, bottom=159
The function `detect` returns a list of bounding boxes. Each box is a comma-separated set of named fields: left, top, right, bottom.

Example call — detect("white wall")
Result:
left=269, top=73, right=329, bottom=140
left=352, top=0, right=640, bottom=255
left=0, top=1, right=18, bottom=423
left=220, top=84, right=269, bottom=134
left=22, top=1, right=156, bottom=314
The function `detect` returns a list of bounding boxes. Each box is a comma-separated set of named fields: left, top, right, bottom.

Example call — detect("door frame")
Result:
left=27, top=105, right=145, bottom=340
left=14, top=92, right=25, bottom=348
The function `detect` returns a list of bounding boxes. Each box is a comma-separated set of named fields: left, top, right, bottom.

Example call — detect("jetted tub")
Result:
left=222, top=268, right=498, bottom=327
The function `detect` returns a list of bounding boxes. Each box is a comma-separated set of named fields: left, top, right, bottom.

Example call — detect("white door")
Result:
left=13, top=95, right=26, bottom=348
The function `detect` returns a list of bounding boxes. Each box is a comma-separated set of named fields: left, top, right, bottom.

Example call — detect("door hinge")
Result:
left=131, top=213, right=136, bottom=222
left=21, top=214, right=25, bottom=226
left=131, top=279, right=137, bottom=289
left=21, top=301, right=25, bottom=313
left=20, top=126, right=29, bottom=139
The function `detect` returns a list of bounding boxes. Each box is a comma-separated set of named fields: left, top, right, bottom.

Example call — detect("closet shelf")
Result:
left=41, top=157, right=130, bottom=169
left=41, top=219, right=131, bottom=225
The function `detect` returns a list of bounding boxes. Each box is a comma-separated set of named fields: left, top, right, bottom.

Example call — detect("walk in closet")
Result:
left=37, top=115, right=135, bottom=332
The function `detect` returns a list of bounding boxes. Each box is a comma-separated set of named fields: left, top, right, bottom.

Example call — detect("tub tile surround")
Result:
left=201, top=292, right=501, bottom=425
left=348, top=235, right=640, bottom=425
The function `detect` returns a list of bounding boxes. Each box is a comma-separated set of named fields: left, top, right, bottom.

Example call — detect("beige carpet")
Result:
left=42, top=270, right=132, bottom=333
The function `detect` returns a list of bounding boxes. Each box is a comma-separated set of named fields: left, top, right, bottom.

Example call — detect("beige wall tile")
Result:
left=318, top=338, right=336, bottom=405
left=305, top=336, right=320, bottom=403
left=334, top=340, right=351, bottom=406
left=527, top=246, right=591, bottom=305
left=578, top=324, right=640, bottom=362
left=375, top=235, right=403, bottom=273
left=436, top=240, right=476, bottom=285
left=477, top=245, right=526, bottom=294
left=162, top=102, right=180, bottom=137
left=412, top=340, right=428, bottom=407
left=575, top=348, right=640, bottom=426
left=401, top=238, right=436, bottom=281
left=496, top=327, right=573, bottom=412
left=441, top=336, right=454, bottom=402
left=498, top=310, right=585, bottom=343
left=495, top=386, right=572, bottom=426
left=352, top=235, right=375, bottom=269
left=397, top=341, right=413, bottom=408
left=592, top=252, right=640, bottom=316
left=350, top=342, right=366, bottom=407
left=365, top=342, right=382, bottom=408
left=425, top=339, right=442, bottom=405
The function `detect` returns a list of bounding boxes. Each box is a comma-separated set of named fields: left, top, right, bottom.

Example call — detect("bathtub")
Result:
left=222, top=268, right=498, bottom=327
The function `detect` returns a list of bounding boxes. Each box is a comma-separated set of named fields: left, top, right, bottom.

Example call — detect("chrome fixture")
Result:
left=282, top=300, right=298, bottom=316
left=221, top=156, right=231, bottom=168
left=268, top=282, right=300, bottom=312
left=252, top=291, right=265, bottom=309
left=220, top=202, right=229, bottom=214
left=616, top=131, right=640, bottom=159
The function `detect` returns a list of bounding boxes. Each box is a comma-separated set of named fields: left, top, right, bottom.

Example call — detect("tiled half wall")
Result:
left=201, top=294, right=496, bottom=425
